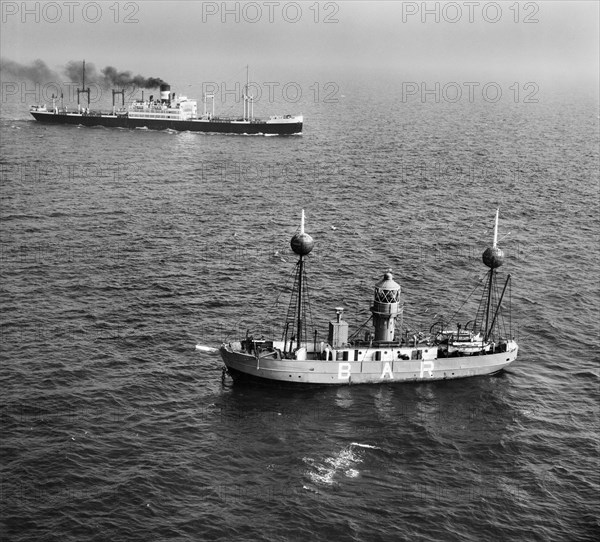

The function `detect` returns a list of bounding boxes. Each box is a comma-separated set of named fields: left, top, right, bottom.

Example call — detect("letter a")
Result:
left=381, top=362, right=394, bottom=380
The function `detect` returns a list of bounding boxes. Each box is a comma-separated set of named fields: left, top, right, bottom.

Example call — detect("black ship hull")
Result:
left=30, top=111, right=302, bottom=135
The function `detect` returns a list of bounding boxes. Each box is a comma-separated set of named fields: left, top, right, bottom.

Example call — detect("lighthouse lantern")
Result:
left=371, top=271, right=401, bottom=342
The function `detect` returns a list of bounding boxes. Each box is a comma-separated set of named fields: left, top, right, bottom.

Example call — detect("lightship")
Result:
left=197, top=210, right=518, bottom=385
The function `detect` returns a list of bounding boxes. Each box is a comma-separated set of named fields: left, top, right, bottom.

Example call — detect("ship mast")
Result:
left=243, top=65, right=254, bottom=122
left=243, top=66, right=247, bottom=121
left=289, top=210, right=314, bottom=351
left=484, top=209, right=499, bottom=335
left=296, top=214, right=305, bottom=348
left=480, top=209, right=505, bottom=341
left=77, top=59, right=90, bottom=110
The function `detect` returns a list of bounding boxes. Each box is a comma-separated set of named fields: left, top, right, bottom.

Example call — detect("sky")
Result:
left=1, top=1, right=599, bottom=90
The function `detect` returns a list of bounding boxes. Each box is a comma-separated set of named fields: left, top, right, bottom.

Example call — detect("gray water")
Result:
left=1, top=76, right=598, bottom=541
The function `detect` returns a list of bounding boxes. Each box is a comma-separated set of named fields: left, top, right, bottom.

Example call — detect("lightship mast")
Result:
left=289, top=210, right=314, bottom=351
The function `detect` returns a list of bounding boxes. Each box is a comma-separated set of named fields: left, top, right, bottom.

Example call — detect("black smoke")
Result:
left=63, top=59, right=99, bottom=85
left=65, top=60, right=165, bottom=89
left=101, top=66, right=165, bottom=89
left=0, top=58, right=165, bottom=89
left=0, top=58, right=59, bottom=84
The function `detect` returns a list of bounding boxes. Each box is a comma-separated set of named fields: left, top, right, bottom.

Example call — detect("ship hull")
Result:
left=220, top=342, right=519, bottom=386
left=30, top=111, right=302, bottom=135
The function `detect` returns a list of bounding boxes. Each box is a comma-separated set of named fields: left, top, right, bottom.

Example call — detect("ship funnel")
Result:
left=160, top=84, right=171, bottom=103
left=328, top=307, right=348, bottom=348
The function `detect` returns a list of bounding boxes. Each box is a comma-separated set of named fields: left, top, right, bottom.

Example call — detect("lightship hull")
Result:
left=220, top=341, right=519, bottom=386
left=30, top=111, right=302, bottom=135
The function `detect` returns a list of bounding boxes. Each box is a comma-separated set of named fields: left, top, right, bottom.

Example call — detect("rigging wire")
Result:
left=448, top=273, right=487, bottom=326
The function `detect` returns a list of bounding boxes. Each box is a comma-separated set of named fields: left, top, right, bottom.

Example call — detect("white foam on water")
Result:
left=303, top=443, right=377, bottom=486
left=350, top=442, right=380, bottom=449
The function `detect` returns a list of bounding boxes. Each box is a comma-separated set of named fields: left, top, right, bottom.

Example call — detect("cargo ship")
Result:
left=196, top=210, right=519, bottom=386
left=29, top=62, right=303, bottom=136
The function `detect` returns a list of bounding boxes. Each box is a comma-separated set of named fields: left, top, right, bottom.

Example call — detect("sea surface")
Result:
left=1, top=75, right=598, bottom=541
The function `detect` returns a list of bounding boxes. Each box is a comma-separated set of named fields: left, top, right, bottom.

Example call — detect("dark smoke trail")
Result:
left=63, top=59, right=100, bottom=85
left=64, top=60, right=165, bottom=89
left=101, top=66, right=166, bottom=89
left=0, top=58, right=59, bottom=84
left=1, top=57, right=166, bottom=89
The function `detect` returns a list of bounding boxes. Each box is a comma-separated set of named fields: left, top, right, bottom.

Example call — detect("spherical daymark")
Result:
left=482, top=246, right=505, bottom=269
left=291, top=232, right=314, bottom=256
